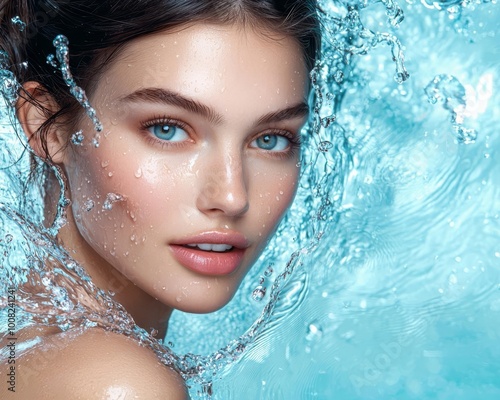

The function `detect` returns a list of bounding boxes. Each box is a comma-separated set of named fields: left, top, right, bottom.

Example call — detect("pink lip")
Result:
left=169, top=231, right=250, bottom=276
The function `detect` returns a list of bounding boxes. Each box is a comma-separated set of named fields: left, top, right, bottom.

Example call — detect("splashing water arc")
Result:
left=1, top=0, right=499, bottom=398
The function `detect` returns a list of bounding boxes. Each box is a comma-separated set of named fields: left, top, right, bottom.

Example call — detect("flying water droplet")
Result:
left=264, top=265, right=274, bottom=277
left=251, top=285, right=266, bottom=302
left=70, top=130, right=84, bottom=146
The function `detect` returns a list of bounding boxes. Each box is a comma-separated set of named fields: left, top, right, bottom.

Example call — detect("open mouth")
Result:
left=183, top=243, right=234, bottom=252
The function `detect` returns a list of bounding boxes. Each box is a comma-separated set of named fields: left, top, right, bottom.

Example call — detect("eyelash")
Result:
left=139, top=116, right=302, bottom=158
left=140, top=116, right=191, bottom=149
left=254, top=129, right=302, bottom=160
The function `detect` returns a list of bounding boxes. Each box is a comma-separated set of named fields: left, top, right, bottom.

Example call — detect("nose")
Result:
left=196, top=151, right=250, bottom=218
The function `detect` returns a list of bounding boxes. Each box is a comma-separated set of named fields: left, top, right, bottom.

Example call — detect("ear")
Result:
left=16, top=81, right=67, bottom=164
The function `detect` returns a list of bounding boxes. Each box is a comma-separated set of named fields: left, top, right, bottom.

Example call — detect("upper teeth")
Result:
left=186, top=243, right=233, bottom=252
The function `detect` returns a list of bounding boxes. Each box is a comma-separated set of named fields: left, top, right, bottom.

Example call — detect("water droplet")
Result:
left=251, top=285, right=266, bottom=301
left=11, top=16, right=26, bottom=32
left=83, top=199, right=95, bottom=212
left=5, top=234, right=13, bottom=243
left=264, top=265, right=274, bottom=277
left=70, top=130, right=84, bottom=146
left=134, top=168, right=143, bottom=178
left=92, top=133, right=101, bottom=148
left=102, top=193, right=124, bottom=211
left=101, top=160, right=109, bottom=168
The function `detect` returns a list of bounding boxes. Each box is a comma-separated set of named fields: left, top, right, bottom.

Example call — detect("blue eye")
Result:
left=147, top=123, right=189, bottom=142
left=251, top=134, right=290, bottom=151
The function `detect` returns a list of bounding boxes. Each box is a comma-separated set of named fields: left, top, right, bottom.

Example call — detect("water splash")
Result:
left=0, top=52, right=20, bottom=107
left=425, top=74, right=478, bottom=143
left=50, top=35, right=103, bottom=132
left=1, top=0, right=498, bottom=398
left=102, top=193, right=125, bottom=211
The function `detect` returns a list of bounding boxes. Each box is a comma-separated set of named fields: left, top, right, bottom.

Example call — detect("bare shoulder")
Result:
left=9, top=327, right=189, bottom=400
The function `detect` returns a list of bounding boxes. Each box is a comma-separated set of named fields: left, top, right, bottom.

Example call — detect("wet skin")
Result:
left=52, top=23, right=310, bottom=336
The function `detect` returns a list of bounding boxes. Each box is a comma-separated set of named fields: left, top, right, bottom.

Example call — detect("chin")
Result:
left=168, top=288, right=238, bottom=314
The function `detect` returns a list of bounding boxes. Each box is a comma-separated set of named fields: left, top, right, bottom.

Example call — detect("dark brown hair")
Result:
left=1, top=0, right=320, bottom=160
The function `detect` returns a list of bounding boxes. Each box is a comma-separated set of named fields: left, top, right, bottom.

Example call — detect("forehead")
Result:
left=94, top=23, right=309, bottom=117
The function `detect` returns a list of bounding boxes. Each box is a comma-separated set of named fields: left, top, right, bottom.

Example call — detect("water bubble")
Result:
left=11, top=16, right=26, bottom=32
left=5, top=234, right=13, bottom=243
left=103, top=193, right=125, bottom=211
left=251, top=285, right=266, bottom=302
left=70, top=130, right=84, bottom=146
left=46, top=54, right=58, bottom=68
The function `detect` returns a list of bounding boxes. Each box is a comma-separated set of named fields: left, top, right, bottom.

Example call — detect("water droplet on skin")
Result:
left=101, top=160, right=109, bottom=168
left=134, top=168, right=142, bottom=178
left=102, top=193, right=124, bottom=211
left=108, top=172, right=113, bottom=177
left=176, top=296, right=182, bottom=302
left=92, top=133, right=101, bottom=148
left=83, top=199, right=95, bottom=211
left=252, top=286, right=266, bottom=301
left=70, top=130, right=85, bottom=146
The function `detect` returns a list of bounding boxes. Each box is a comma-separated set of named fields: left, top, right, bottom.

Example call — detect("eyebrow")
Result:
left=118, top=87, right=309, bottom=126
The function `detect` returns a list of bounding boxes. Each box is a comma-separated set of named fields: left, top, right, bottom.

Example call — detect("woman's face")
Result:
left=60, top=23, right=309, bottom=313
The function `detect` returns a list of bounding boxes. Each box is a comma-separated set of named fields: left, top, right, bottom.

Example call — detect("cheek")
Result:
left=249, top=164, right=300, bottom=233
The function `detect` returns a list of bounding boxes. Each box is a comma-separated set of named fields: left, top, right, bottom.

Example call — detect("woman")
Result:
left=0, top=0, right=320, bottom=398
